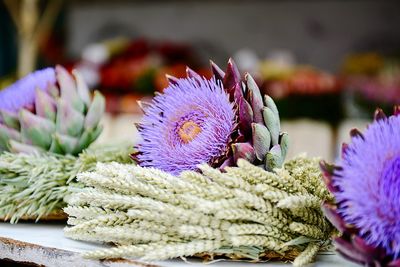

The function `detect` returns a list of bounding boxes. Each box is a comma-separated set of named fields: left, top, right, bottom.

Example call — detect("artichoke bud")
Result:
left=56, top=99, right=85, bottom=137
left=0, top=110, right=20, bottom=130
left=20, top=109, right=55, bottom=149
left=263, top=107, right=280, bottom=146
left=252, top=123, right=271, bottom=161
left=245, top=73, right=264, bottom=124
left=265, top=144, right=283, bottom=171
left=0, top=67, right=104, bottom=155
left=85, top=91, right=105, bottom=130
left=35, top=88, right=56, bottom=122
left=232, top=142, right=256, bottom=163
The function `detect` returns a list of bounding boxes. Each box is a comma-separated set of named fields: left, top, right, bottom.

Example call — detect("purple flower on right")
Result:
left=321, top=107, right=400, bottom=267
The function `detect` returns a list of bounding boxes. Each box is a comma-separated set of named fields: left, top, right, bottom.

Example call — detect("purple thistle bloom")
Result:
left=333, top=114, right=400, bottom=258
left=0, top=68, right=56, bottom=113
left=137, top=77, right=236, bottom=175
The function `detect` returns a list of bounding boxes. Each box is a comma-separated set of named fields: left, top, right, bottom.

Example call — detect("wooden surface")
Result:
left=0, top=222, right=359, bottom=267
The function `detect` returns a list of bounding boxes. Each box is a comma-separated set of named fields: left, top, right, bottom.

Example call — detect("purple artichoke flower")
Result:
left=0, top=68, right=56, bottom=112
left=135, top=59, right=289, bottom=175
left=321, top=107, right=400, bottom=266
left=135, top=77, right=236, bottom=175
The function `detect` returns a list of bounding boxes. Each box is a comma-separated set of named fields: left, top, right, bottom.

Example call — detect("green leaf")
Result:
left=265, top=144, right=283, bottom=171
left=0, top=110, right=20, bottom=130
left=252, top=123, right=271, bottom=161
left=56, top=99, right=85, bottom=137
left=85, top=91, right=105, bottom=129
left=19, top=109, right=55, bottom=150
left=262, top=107, right=280, bottom=146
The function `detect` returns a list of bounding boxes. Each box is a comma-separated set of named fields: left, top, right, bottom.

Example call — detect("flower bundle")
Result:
left=321, top=107, right=400, bottom=266
left=0, top=66, right=132, bottom=222
left=65, top=156, right=333, bottom=266
left=64, top=59, right=334, bottom=266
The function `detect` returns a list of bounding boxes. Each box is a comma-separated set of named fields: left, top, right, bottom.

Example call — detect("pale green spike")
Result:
left=263, top=107, right=280, bottom=146
left=85, top=91, right=105, bottom=129
left=72, top=69, right=91, bottom=108
left=264, top=95, right=279, bottom=121
left=246, top=73, right=264, bottom=124
left=252, top=123, right=271, bottom=161
left=35, top=88, right=56, bottom=122
left=56, top=65, right=85, bottom=113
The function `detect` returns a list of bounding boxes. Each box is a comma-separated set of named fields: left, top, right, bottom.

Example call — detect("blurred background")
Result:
left=1, top=0, right=400, bottom=161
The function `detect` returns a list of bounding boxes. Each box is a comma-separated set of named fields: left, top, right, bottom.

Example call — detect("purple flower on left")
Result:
left=0, top=68, right=56, bottom=112
left=0, top=66, right=105, bottom=155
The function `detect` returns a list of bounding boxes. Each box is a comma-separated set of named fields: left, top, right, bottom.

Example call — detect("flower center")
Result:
left=178, top=120, right=202, bottom=143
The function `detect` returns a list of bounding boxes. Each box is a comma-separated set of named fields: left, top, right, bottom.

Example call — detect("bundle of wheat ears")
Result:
left=64, top=156, right=334, bottom=267
left=0, top=145, right=132, bottom=223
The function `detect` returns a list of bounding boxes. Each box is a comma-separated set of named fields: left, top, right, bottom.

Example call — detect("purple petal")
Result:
left=238, top=97, right=253, bottom=138
left=223, top=58, right=241, bottom=93
left=0, top=68, right=55, bottom=112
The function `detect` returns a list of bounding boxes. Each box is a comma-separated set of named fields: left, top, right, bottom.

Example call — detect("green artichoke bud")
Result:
left=0, top=66, right=105, bottom=155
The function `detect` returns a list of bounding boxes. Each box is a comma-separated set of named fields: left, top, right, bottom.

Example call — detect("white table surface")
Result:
left=0, top=222, right=358, bottom=267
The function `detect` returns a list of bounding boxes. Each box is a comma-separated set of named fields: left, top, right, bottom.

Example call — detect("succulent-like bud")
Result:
left=0, top=66, right=105, bottom=155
